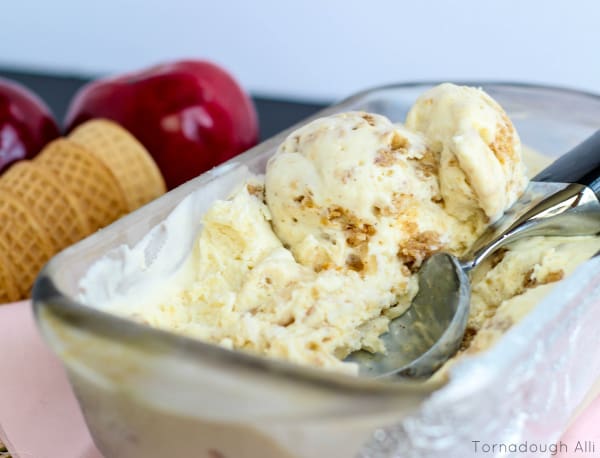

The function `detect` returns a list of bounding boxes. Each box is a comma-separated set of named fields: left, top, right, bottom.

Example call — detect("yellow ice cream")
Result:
left=99, top=83, right=597, bottom=375
left=436, top=235, right=600, bottom=378
left=138, top=178, right=415, bottom=372
left=406, top=82, right=528, bottom=224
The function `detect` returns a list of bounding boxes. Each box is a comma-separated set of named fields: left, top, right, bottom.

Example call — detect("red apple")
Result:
left=0, top=77, right=60, bottom=174
left=65, top=60, right=259, bottom=189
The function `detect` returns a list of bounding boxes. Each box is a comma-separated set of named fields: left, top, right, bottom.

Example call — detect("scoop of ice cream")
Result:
left=265, top=111, right=452, bottom=279
left=406, top=83, right=528, bottom=224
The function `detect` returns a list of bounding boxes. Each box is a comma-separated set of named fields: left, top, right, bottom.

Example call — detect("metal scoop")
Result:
left=347, top=131, right=600, bottom=378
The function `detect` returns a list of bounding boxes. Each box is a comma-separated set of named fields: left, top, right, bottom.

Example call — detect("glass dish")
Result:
left=33, top=82, right=600, bottom=458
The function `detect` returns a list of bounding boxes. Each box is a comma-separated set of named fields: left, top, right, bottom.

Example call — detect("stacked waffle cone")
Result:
left=0, top=119, right=166, bottom=301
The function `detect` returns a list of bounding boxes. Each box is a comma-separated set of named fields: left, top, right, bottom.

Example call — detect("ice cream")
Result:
left=79, top=83, right=597, bottom=376
left=405, top=83, right=528, bottom=224
left=136, top=179, right=417, bottom=372
left=436, top=235, right=600, bottom=378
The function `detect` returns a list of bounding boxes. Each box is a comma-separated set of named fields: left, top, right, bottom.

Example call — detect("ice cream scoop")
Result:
left=347, top=130, right=600, bottom=378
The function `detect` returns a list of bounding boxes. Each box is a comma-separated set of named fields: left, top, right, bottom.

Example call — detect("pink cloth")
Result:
left=0, top=300, right=598, bottom=457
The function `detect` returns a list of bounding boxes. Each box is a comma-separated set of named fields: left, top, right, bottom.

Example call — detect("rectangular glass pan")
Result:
left=33, top=82, right=600, bottom=458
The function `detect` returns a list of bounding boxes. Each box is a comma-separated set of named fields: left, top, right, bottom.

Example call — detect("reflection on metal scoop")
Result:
left=347, top=131, right=600, bottom=378
left=347, top=253, right=470, bottom=378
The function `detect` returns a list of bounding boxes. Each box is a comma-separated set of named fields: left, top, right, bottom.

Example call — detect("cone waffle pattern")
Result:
left=35, top=139, right=128, bottom=231
left=0, top=243, right=19, bottom=303
left=0, top=120, right=166, bottom=302
left=0, top=190, right=55, bottom=297
left=69, top=119, right=166, bottom=211
left=0, top=161, right=91, bottom=250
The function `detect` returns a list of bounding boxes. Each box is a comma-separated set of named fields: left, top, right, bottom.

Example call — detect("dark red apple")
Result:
left=65, top=60, right=259, bottom=189
left=0, top=77, right=60, bottom=174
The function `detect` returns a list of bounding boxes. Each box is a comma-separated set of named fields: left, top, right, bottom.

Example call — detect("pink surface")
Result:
left=558, top=394, right=600, bottom=457
left=0, top=300, right=598, bottom=457
left=0, top=301, right=103, bottom=458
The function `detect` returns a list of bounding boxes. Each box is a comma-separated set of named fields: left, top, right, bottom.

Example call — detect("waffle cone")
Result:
left=69, top=119, right=166, bottom=211
left=0, top=190, right=55, bottom=298
left=36, top=138, right=128, bottom=231
left=0, top=240, right=20, bottom=303
left=0, top=161, right=91, bottom=251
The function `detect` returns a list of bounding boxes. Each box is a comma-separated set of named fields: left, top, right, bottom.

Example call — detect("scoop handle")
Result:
left=534, top=130, right=600, bottom=200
